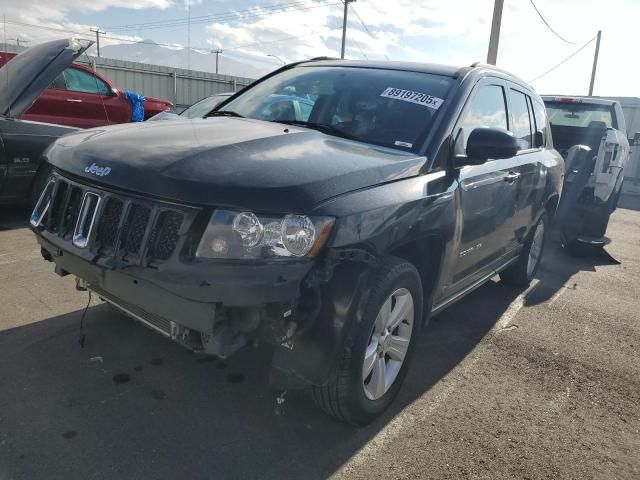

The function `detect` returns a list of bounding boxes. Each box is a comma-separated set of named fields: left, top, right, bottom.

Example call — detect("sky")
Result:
left=0, top=0, right=637, bottom=97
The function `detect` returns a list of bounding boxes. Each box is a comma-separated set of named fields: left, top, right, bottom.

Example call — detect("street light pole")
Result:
left=486, top=0, right=504, bottom=65
left=341, top=0, right=356, bottom=59
left=267, top=53, right=286, bottom=65
left=588, top=30, right=602, bottom=96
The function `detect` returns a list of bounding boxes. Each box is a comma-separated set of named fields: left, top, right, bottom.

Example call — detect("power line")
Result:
left=528, top=34, right=596, bottom=83
left=2, top=20, right=90, bottom=38
left=350, top=37, right=369, bottom=60
left=106, top=0, right=317, bottom=29
left=2, top=18, right=341, bottom=62
left=349, top=5, right=374, bottom=38
left=529, top=0, right=576, bottom=45
left=349, top=4, right=389, bottom=61
left=224, top=27, right=342, bottom=51
left=106, top=0, right=338, bottom=31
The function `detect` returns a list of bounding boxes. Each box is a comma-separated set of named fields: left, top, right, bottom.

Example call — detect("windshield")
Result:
left=181, top=94, right=231, bottom=119
left=545, top=101, right=615, bottom=129
left=220, top=66, right=453, bottom=151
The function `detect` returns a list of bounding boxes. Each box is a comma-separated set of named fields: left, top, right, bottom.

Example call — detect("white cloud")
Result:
left=0, top=0, right=169, bottom=55
left=205, top=0, right=493, bottom=64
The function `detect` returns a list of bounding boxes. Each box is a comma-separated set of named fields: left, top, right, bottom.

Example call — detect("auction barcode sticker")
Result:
left=380, top=87, right=444, bottom=110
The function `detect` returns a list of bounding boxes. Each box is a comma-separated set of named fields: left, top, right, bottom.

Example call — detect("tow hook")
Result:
left=75, top=277, right=89, bottom=291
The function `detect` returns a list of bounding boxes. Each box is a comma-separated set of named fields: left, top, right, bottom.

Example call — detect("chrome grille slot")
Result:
left=48, top=180, right=68, bottom=233
left=63, top=187, right=83, bottom=239
left=29, top=178, right=55, bottom=227
left=73, top=192, right=101, bottom=248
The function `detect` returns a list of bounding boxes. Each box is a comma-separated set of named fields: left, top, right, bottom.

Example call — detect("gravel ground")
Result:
left=0, top=204, right=638, bottom=480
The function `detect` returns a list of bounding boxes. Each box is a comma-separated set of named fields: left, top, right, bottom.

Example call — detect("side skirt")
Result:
left=431, top=251, right=520, bottom=315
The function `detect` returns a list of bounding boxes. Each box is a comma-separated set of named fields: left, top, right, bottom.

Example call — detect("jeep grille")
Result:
left=34, top=172, right=198, bottom=265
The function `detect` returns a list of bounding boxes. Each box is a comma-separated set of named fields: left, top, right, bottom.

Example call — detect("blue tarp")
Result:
left=123, top=90, right=146, bottom=122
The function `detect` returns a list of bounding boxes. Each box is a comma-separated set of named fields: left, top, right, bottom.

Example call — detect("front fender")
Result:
left=270, top=171, right=456, bottom=388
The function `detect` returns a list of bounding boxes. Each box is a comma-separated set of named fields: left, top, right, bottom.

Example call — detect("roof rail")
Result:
left=469, top=61, right=530, bottom=86
left=306, top=56, right=340, bottom=62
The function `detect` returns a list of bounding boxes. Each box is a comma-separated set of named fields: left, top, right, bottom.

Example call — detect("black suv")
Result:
left=31, top=59, right=563, bottom=425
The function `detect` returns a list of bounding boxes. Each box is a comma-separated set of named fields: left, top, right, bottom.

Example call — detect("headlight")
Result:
left=196, top=209, right=334, bottom=259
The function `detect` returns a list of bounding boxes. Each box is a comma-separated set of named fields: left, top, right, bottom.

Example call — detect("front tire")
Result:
left=500, top=213, right=547, bottom=288
left=311, top=257, right=423, bottom=426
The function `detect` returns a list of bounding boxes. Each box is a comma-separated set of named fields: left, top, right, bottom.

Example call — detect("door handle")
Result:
left=66, top=99, right=83, bottom=103
left=504, top=171, right=521, bottom=183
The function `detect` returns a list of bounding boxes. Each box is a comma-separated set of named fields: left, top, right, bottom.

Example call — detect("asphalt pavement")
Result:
left=0, top=202, right=638, bottom=480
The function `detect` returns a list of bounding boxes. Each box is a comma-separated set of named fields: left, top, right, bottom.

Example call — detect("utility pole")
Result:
left=9, top=38, right=29, bottom=49
left=211, top=49, right=222, bottom=74
left=341, top=0, right=356, bottom=59
left=90, top=28, right=105, bottom=57
left=187, top=0, right=191, bottom=71
left=486, top=0, right=504, bottom=65
left=588, top=30, right=602, bottom=96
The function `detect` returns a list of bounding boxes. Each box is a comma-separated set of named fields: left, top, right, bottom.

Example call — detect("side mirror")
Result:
left=458, top=127, right=519, bottom=166
left=107, top=87, right=118, bottom=97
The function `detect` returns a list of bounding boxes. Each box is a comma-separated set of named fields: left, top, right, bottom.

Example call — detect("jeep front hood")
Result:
left=0, top=38, right=93, bottom=118
left=45, top=117, right=426, bottom=212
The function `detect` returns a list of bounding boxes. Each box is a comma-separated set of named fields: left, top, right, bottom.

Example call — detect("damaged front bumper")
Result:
left=35, top=225, right=314, bottom=359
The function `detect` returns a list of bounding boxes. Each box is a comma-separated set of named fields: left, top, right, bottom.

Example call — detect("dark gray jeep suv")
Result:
left=31, top=59, right=563, bottom=425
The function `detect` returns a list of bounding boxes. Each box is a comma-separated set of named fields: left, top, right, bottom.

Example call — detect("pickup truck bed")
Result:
left=542, top=96, right=630, bottom=248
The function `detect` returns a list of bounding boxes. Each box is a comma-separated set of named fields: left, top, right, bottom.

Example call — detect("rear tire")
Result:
left=311, top=257, right=423, bottom=426
left=500, top=214, right=547, bottom=288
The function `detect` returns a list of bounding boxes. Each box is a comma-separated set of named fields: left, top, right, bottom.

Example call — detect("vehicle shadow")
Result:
left=524, top=231, right=620, bottom=307
left=0, top=241, right=608, bottom=480
left=0, top=205, right=30, bottom=231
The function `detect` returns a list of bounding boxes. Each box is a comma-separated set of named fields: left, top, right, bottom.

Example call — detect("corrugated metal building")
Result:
left=77, top=57, right=254, bottom=112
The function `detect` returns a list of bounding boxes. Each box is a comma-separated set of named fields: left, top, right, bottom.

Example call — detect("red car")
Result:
left=0, top=51, right=172, bottom=128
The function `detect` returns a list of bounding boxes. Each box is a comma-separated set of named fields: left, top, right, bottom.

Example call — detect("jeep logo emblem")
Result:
left=84, top=163, right=111, bottom=177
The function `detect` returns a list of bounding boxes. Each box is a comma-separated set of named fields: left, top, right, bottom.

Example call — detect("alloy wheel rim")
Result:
left=527, top=220, right=545, bottom=277
left=362, top=288, right=414, bottom=401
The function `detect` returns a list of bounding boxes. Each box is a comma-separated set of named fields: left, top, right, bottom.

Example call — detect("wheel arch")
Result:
left=387, top=233, right=445, bottom=311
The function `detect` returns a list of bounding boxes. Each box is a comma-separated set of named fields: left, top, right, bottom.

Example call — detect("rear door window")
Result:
left=454, top=84, right=508, bottom=156
left=509, top=89, right=533, bottom=150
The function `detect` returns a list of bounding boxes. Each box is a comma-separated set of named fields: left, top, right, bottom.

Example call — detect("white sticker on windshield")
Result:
left=380, top=87, right=444, bottom=110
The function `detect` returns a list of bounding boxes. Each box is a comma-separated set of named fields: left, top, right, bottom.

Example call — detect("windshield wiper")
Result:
left=275, top=120, right=357, bottom=140
left=207, top=110, right=245, bottom=118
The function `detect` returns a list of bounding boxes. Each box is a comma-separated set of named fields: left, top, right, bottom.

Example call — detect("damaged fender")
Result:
left=270, top=171, right=456, bottom=389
